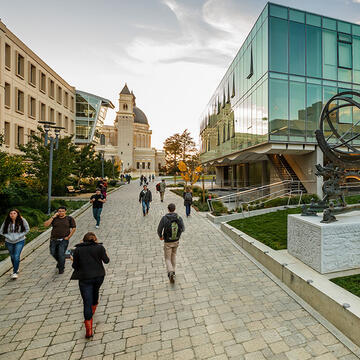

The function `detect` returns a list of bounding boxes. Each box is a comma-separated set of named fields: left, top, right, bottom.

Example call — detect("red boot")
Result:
left=84, top=320, right=93, bottom=338
left=91, top=304, right=97, bottom=315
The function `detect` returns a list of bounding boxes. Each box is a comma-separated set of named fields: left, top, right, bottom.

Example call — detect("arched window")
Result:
left=123, top=104, right=128, bottom=110
left=100, top=134, right=105, bottom=145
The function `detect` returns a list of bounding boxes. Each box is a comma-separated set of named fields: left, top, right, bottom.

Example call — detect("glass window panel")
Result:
left=306, top=13, right=321, bottom=27
left=323, top=17, right=336, bottom=31
left=338, top=87, right=352, bottom=124
left=269, top=72, right=288, bottom=79
left=289, top=21, right=305, bottom=75
left=269, top=4, right=287, bottom=19
left=323, top=86, right=338, bottom=143
left=354, top=37, right=360, bottom=83
left=338, top=21, right=351, bottom=34
left=262, top=18, right=268, bottom=74
left=323, top=80, right=337, bottom=86
left=338, top=33, right=351, bottom=43
left=338, top=42, right=352, bottom=69
left=353, top=24, right=360, bottom=37
left=256, top=27, right=263, bottom=81
left=306, top=83, right=322, bottom=141
left=269, top=17, right=288, bottom=73
left=307, top=78, right=322, bottom=84
left=289, top=75, right=305, bottom=82
left=289, top=9, right=304, bottom=23
left=290, top=81, right=305, bottom=141
left=323, top=30, right=337, bottom=80
left=338, top=68, right=352, bottom=82
left=306, top=25, right=322, bottom=78
left=269, top=78, right=288, bottom=141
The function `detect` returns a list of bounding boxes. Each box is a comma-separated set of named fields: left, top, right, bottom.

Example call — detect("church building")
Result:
left=96, top=84, right=165, bottom=175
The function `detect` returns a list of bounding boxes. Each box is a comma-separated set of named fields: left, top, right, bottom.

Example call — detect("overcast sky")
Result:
left=1, top=0, right=360, bottom=148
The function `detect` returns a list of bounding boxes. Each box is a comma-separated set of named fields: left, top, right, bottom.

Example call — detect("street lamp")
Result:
left=39, top=121, right=64, bottom=215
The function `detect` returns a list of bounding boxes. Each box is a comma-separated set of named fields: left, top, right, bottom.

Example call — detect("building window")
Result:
left=71, top=119, right=74, bottom=132
left=28, top=63, right=36, bottom=86
left=57, top=112, right=62, bottom=127
left=123, top=104, right=128, bottom=110
left=4, top=122, right=10, bottom=146
left=49, top=79, right=55, bottom=98
left=137, top=162, right=140, bottom=169
left=39, top=71, right=46, bottom=93
left=158, top=163, right=161, bottom=170
left=40, top=102, right=46, bottom=121
left=57, top=85, right=62, bottom=104
left=64, top=116, right=68, bottom=132
left=147, top=162, right=151, bottom=169
left=49, top=108, right=55, bottom=122
left=71, top=96, right=74, bottom=112
left=15, top=88, right=24, bottom=114
left=16, top=126, right=24, bottom=147
left=64, top=91, right=68, bottom=108
left=4, top=83, right=10, bottom=108
left=142, top=162, right=145, bottom=169
left=5, top=43, right=11, bottom=69
left=16, top=52, right=25, bottom=78
left=338, top=33, right=352, bottom=69
left=29, top=96, right=36, bottom=118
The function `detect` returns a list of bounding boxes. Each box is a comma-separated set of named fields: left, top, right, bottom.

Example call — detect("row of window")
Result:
left=4, top=83, right=73, bottom=131
left=136, top=162, right=151, bottom=169
left=4, top=43, right=74, bottom=110
left=3, top=121, right=34, bottom=147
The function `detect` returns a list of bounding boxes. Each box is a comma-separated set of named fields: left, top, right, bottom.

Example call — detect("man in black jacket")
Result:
left=139, top=185, right=152, bottom=216
left=157, top=203, right=185, bottom=283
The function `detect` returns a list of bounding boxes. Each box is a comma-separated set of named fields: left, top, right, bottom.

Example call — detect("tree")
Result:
left=74, top=144, right=97, bottom=185
left=179, top=129, right=197, bottom=163
left=92, top=153, right=120, bottom=178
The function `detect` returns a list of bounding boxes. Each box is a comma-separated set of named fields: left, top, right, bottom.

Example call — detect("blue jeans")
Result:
left=142, top=200, right=150, bottom=215
left=185, top=203, right=191, bottom=216
left=92, top=207, right=103, bottom=226
left=5, top=240, right=25, bottom=274
left=50, top=239, right=69, bottom=271
left=79, top=276, right=104, bottom=320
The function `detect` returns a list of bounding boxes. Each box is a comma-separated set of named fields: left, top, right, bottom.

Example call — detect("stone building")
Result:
left=96, top=84, right=165, bottom=175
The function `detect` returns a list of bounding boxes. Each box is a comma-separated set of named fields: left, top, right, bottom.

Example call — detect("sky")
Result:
left=1, top=0, right=360, bottom=149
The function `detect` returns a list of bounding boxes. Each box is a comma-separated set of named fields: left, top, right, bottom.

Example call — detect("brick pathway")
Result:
left=0, top=181, right=358, bottom=360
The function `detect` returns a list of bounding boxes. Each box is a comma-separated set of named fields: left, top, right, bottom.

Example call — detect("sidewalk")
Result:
left=0, top=181, right=356, bottom=359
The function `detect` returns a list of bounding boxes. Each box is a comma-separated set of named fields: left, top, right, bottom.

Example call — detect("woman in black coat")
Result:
left=71, top=232, right=109, bottom=338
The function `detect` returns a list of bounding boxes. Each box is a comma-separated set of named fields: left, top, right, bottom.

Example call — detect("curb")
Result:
left=0, top=186, right=121, bottom=277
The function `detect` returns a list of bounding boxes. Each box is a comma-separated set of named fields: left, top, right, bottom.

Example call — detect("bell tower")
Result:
left=116, top=83, right=135, bottom=172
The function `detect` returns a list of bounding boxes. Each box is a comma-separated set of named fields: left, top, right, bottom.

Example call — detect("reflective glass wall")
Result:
left=200, top=2, right=360, bottom=162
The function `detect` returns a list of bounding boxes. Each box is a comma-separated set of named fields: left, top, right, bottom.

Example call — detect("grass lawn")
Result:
left=331, top=274, right=360, bottom=298
left=228, top=208, right=302, bottom=250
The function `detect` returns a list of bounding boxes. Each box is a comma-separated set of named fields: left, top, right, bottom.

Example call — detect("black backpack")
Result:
left=164, top=215, right=182, bottom=241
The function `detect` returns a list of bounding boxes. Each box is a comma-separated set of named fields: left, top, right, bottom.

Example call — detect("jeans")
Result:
left=79, top=276, right=104, bottom=320
left=160, top=192, right=164, bottom=201
left=185, top=203, right=191, bottom=216
left=49, top=239, right=69, bottom=271
left=5, top=240, right=25, bottom=274
left=142, top=200, right=150, bottom=215
left=164, top=241, right=179, bottom=273
left=92, top=207, right=103, bottom=226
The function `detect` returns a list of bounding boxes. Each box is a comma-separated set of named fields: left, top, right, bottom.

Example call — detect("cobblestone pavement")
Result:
left=0, top=181, right=358, bottom=360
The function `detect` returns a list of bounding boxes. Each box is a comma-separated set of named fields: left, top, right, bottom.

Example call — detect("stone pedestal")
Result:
left=288, top=212, right=360, bottom=274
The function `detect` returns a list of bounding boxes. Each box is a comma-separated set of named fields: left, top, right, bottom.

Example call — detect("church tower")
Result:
left=116, top=83, right=135, bottom=172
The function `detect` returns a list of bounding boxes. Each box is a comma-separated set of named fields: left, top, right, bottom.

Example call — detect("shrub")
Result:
left=192, top=200, right=209, bottom=212
left=211, top=201, right=228, bottom=216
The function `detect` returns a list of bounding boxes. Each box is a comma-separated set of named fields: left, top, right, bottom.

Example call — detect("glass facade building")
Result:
left=75, top=90, right=114, bottom=144
left=199, top=3, right=360, bottom=170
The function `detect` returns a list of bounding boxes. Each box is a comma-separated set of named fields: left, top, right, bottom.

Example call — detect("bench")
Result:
left=66, top=186, right=80, bottom=195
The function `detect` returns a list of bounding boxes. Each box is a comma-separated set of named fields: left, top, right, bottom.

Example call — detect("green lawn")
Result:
left=228, top=208, right=302, bottom=250
left=331, top=274, right=360, bottom=298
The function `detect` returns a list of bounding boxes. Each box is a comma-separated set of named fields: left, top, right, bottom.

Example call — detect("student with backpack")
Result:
left=157, top=179, right=166, bottom=202
left=157, top=203, right=185, bottom=283
left=183, top=187, right=193, bottom=217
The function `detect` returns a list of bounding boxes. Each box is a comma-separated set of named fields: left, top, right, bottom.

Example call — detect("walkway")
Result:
left=0, top=181, right=357, bottom=360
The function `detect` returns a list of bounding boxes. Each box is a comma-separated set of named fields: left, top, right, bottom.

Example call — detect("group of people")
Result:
left=120, top=174, right=132, bottom=184
left=0, top=175, right=194, bottom=339
left=139, top=174, right=154, bottom=186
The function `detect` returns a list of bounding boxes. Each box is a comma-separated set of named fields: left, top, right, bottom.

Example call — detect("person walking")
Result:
left=159, top=179, right=166, bottom=202
left=139, top=185, right=152, bottom=216
left=140, top=175, right=143, bottom=186
left=70, top=232, right=110, bottom=338
left=90, top=188, right=106, bottom=228
left=152, top=174, right=155, bottom=182
left=0, top=209, right=30, bottom=279
left=44, top=206, right=76, bottom=274
left=183, top=187, right=193, bottom=217
left=157, top=203, right=185, bottom=283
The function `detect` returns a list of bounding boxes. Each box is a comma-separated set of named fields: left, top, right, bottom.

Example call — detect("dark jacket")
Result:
left=139, top=189, right=152, bottom=202
left=70, top=242, right=109, bottom=280
left=183, top=191, right=193, bottom=205
left=157, top=212, right=185, bottom=242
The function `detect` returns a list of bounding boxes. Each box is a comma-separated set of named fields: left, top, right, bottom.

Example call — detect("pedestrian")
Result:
left=127, top=174, right=131, bottom=184
left=139, top=185, right=152, bottom=216
left=44, top=206, right=76, bottom=274
left=157, top=203, right=185, bottom=283
left=100, top=184, right=107, bottom=199
left=90, top=188, right=106, bottom=229
left=148, top=175, right=151, bottom=183
left=140, top=175, right=143, bottom=186
left=159, top=179, right=166, bottom=202
left=96, top=178, right=104, bottom=188
left=152, top=174, right=155, bottom=182
left=0, top=209, right=30, bottom=279
left=183, top=186, right=193, bottom=217
left=70, top=232, right=109, bottom=338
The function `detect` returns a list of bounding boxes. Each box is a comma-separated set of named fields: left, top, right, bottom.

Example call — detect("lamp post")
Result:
left=38, top=121, right=64, bottom=215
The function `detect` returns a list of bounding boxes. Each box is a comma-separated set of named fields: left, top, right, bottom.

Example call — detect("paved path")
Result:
left=0, top=182, right=357, bottom=360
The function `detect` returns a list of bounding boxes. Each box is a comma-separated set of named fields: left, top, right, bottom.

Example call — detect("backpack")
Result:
left=156, top=183, right=161, bottom=191
left=164, top=216, right=182, bottom=241
left=184, top=192, right=192, bottom=202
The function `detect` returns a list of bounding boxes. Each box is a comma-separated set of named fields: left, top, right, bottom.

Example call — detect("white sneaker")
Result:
left=95, top=225, right=99, bottom=229
left=11, top=273, right=18, bottom=279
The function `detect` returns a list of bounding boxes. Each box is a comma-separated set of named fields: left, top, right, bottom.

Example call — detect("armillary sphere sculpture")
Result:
left=302, top=91, right=360, bottom=222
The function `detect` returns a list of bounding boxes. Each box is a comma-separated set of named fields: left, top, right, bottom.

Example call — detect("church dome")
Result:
left=134, top=106, right=148, bottom=125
